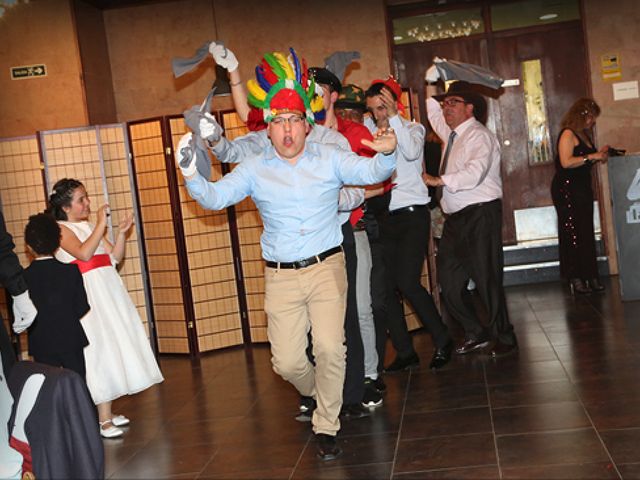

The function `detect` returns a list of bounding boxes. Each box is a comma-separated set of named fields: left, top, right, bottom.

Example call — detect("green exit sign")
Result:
left=11, top=64, right=47, bottom=80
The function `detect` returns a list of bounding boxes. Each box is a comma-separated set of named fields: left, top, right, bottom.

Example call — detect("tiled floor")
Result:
left=106, top=279, right=640, bottom=479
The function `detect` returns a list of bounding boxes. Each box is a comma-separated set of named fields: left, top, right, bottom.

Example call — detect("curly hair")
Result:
left=560, top=98, right=601, bottom=141
left=46, top=178, right=84, bottom=220
left=25, top=213, right=61, bottom=255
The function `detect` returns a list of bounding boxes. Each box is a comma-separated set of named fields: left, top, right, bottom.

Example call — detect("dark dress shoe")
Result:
left=316, top=433, right=342, bottom=461
left=455, top=338, right=490, bottom=355
left=383, top=352, right=419, bottom=373
left=588, top=278, right=605, bottom=292
left=340, top=403, right=371, bottom=420
left=569, top=278, right=591, bottom=295
left=490, top=341, right=518, bottom=357
left=429, top=341, right=453, bottom=369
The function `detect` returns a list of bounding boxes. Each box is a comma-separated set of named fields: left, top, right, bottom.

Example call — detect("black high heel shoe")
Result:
left=569, top=278, right=592, bottom=295
left=588, top=278, right=605, bottom=292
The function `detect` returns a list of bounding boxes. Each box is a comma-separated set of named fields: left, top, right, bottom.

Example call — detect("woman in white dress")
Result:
left=47, top=178, right=163, bottom=438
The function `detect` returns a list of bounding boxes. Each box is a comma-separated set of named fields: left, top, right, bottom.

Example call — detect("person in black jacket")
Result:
left=18, top=213, right=90, bottom=378
left=0, top=209, right=37, bottom=378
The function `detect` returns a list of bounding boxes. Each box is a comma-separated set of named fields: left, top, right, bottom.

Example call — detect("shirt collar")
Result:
left=452, top=116, right=476, bottom=137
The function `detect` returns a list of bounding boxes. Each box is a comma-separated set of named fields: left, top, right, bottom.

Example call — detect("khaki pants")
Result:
left=264, top=252, right=347, bottom=435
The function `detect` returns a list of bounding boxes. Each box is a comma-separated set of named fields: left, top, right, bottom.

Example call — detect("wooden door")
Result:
left=393, top=21, right=590, bottom=244
left=491, top=22, right=589, bottom=243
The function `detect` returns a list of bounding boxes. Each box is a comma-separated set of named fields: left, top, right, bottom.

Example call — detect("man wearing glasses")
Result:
left=177, top=71, right=397, bottom=461
left=424, top=79, right=518, bottom=358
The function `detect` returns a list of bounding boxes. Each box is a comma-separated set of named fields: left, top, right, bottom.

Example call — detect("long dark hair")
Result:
left=46, top=178, right=84, bottom=220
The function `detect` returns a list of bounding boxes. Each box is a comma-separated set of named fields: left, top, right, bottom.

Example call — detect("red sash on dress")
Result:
left=9, top=436, right=32, bottom=475
left=71, top=254, right=111, bottom=274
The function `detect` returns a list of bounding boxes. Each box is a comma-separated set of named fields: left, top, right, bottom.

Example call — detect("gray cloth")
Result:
left=435, top=60, right=503, bottom=90
left=178, top=134, right=211, bottom=180
left=181, top=87, right=219, bottom=179
left=324, top=51, right=360, bottom=82
left=171, top=41, right=212, bottom=78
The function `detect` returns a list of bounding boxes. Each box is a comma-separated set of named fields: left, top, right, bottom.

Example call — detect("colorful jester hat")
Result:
left=247, top=48, right=324, bottom=124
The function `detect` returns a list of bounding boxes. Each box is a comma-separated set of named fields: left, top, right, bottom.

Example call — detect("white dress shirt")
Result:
left=365, top=115, right=429, bottom=211
left=426, top=97, right=502, bottom=215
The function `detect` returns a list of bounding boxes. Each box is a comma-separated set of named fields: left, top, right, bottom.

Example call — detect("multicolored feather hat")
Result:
left=247, top=48, right=324, bottom=124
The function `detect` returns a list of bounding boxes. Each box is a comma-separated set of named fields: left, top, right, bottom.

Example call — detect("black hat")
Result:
left=433, top=81, right=487, bottom=123
left=308, top=67, right=342, bottom=94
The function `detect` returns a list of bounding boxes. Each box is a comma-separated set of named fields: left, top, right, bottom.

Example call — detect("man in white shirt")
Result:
left=365, top=79, right=453, bottom=372
left=425, top=80, right=517, bottom=357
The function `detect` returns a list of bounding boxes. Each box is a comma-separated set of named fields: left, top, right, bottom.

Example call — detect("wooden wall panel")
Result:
left=219, top=112, right=268, bottom=343
left=0, top=136, right=45, bottom=356
left=168, top=117, right=243, bottom=352
left=40, top=126, right=153, bottom=341
left=129, top=121, right=188, bottom=354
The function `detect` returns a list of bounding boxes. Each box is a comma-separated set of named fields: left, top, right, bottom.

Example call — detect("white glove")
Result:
left=12, top=291, right=37, bottom=334
left=425, top=56, right=445, bottom=83
left=425, top=65, right=440, bottom=83
left=209, top=42, right=239, bottom=72
left=176, top=132, right=198, bottom=177
left=199, top=112, right=222, bottom=143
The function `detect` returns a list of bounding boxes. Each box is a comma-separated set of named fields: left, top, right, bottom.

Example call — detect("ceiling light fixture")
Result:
left=539, top=13, right=558, bottom=20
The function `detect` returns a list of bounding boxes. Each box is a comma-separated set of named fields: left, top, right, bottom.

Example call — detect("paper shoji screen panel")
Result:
left=98, top=125, right=152, bottom=335
left=0, top=135, right=44, bottom=355
left=219, top=112, right=268, bottom=343
left=39, top=126, right=154, bottom=342
left=128, top=120, right=189, bottom=354
left=168, top=117, right=242, bottom=352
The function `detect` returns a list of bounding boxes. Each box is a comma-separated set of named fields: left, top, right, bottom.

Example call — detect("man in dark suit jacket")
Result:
left=20, top=214, right=90, bottom=378
left=0, top=209, right=37, bottom=378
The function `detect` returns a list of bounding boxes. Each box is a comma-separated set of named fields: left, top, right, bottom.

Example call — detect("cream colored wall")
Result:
left=103, top=0, right=390, bottom=122
left=0, top=0, right=88, bottom=137
left=583, top=0, right=640, bottom=275
left=584, top=0, right=640, bottom=153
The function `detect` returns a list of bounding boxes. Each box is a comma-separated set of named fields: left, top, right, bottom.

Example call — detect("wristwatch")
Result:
left=583, top=156, right=592, bottom=165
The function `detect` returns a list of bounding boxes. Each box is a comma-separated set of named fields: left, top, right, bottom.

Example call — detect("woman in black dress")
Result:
left=551, top=98, right=609, bottom=294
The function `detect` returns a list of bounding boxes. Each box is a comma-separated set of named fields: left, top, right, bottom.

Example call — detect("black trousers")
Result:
left=34, top=349, right=87, bottom=380
left=378, top=207, right=450, bottom=360
left=341, top=221, right=365, bottom=404
left=368, top=236, right=389, bottom=373
left=437, top=200, right=516, bottom=346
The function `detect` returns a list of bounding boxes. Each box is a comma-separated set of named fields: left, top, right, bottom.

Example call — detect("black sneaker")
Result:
left=365, top=376, right=386, bottom=393
left=299, top=395, right=315, bottom=413
left=361, top=385, right=383, bottom=408
left=295, top=397, right=316, bottom=422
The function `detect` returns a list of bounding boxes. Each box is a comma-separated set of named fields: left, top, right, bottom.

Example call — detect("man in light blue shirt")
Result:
left=176, top=75, right=397, bottom=461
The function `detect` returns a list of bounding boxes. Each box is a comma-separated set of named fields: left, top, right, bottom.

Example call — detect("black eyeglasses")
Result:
left=441, top=98, right=467, bottom=107
left=271, top=116, right=305, bottom=126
